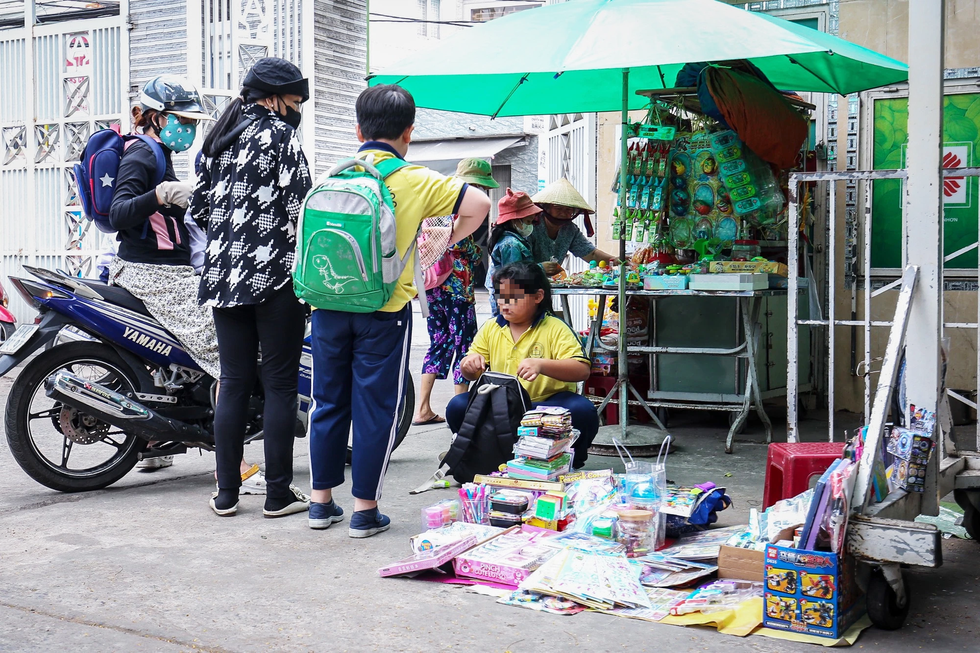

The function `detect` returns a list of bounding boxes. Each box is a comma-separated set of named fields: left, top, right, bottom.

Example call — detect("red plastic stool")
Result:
left=763, top=442, right=845, bottom=509
left=584, top=374, right=650, bottom=425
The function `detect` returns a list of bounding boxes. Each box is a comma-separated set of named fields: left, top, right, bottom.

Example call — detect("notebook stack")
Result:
left=507, top=406, right=575, bottom=481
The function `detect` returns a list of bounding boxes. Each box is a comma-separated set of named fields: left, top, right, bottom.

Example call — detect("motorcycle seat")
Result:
left=76, top=279, right=153, bottom=318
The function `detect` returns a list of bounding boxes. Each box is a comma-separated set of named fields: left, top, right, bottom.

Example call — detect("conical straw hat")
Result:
left=532, top=178, right=594, bottom=214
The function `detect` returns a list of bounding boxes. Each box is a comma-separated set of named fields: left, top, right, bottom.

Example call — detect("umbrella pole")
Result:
left=618, top=68, right=630, bottom=439
left=589, top=67, right=669, bottom=456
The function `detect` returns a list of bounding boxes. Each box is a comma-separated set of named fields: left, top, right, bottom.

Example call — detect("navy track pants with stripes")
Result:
left=308, top=304, right=412, bottom=501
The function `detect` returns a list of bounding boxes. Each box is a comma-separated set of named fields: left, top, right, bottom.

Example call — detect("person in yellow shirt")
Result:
left=446, top=261, right=599, bottom=469
left=307, top=85, right=491, bottom=538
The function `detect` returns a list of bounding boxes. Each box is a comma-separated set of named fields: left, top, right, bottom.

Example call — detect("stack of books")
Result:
left=506, top=406, right=575, bottom=481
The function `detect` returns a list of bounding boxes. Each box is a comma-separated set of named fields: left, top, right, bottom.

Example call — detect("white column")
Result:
left=185, top=0, right=203, bottom=89
left=24, top=0, right=36, bottom=269
left=904, top=0, right=945, bottom=416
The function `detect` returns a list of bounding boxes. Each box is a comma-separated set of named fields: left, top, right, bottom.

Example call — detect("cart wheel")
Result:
left=954, top=490, right=980, bottom=541
left=866, top=570, right=910, bottom=631
left=962, top=503, right=980, bottom=541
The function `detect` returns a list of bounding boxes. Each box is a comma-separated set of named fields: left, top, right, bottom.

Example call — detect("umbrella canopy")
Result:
left=368, top=0, right=908, bottom=117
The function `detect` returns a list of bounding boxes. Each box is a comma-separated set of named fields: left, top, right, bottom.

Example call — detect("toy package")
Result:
left=885, top=405, right=937, bottom=493
left=762, top=544, right=865, bottom=639
left=409, top=521, right=502, bottom=554
left=378, top=535, right=479, bottom=578
left=453, top=525, right=562, bottom=587
left=708, top=130, right=783, bottom=219
left=669, top=579, right=763, bottom=615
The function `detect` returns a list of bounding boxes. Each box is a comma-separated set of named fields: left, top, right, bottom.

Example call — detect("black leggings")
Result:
left=212, top=286, right=307, bottom=501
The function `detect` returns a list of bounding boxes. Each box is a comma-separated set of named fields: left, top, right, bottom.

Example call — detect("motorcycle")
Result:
left=0, top=266, right=414, bottom=492
left=0, top=278, right=15, bottom=343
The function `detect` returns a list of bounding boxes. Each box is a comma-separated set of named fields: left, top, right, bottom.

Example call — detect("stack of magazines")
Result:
left=507, top=406, right=576, bottom=481
left=519, top=547, right=652, bottom=610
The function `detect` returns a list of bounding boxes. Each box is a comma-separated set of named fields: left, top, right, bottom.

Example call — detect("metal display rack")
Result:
left=554, top=287, right=786, bottom=452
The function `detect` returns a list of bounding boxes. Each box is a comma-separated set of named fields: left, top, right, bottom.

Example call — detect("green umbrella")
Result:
left=368, top=0, right=907, bottom=444
left=368, top=0, right=907, bottom=117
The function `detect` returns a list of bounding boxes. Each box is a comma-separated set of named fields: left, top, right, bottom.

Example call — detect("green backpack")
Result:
left=293, top=155, right=422, bottom=313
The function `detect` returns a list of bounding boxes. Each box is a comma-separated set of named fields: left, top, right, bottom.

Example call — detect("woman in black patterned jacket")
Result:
left=190, top=58, right=313, bottom=518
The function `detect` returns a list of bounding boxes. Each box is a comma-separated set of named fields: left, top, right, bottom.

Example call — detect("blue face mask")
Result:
left=158, top=114, right=196, bottom=152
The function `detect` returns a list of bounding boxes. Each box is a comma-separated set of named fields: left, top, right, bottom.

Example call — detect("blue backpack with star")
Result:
left=74, top=129, right=166, bottom=233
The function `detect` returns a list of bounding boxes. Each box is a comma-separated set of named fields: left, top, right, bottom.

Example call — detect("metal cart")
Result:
left=554, top=286, right=798, bottom=452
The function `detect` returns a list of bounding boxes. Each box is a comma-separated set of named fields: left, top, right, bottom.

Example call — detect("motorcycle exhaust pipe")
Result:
left=44, top=371, right=206, bottom=441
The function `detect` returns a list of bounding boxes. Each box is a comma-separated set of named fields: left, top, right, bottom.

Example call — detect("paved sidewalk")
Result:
left=0, top=303, right=978, bottom=651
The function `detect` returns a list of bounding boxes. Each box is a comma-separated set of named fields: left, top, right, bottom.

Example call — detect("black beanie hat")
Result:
left=243, top=57, right=309, bottom=103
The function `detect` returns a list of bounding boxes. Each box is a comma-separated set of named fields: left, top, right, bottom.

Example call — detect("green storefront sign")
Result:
left=872, top=94, right=980, bottom=269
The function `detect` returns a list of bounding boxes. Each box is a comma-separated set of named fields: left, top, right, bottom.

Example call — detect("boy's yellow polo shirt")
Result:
left=467, top=313, right=590, bottom=403
left=358, top=143, right=467, bottom=313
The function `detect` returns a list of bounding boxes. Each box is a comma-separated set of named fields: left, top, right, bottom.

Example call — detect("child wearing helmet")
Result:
left=106, top=75, right=224, bottom=471
left=107, top=74, right=218, bottom=378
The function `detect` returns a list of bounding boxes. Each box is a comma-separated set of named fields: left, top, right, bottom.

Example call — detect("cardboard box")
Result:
left=643, top=275, right=689, bottom=290
left=708, top=261, right=789, bottom=276
left=689, top=273, right=769, bottom=291
left=717, top=545, right=765, bottom=582
left=763, top=544, right=865, bottom=639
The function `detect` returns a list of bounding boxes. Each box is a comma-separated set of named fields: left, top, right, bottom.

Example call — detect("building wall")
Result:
left=412, top=108, right=537, bottom=193
left=838, top=0, right=980, bottom=70
left=129, top=0, right=189, bottom=106
left=832, top=0, right=980, bottom=413
left=129, top=0, right=190, bottom=176
left=312, top=0, right=367, bottom=171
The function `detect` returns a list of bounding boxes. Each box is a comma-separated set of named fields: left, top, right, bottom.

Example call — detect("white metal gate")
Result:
left=189, top=0, right=333, bottom=171
left=542, top=112, right=597, bottom=325
left=0, top=10, right=128, bottom=321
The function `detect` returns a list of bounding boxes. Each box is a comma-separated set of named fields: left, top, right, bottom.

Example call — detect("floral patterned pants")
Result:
left=109, top=258, right=221, bottom=379
left=421, top=288, right=477, bottom=386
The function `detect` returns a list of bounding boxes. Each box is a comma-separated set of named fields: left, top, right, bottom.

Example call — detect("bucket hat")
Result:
left=496, top=188, right=542, bottom=225
left=454, top=158, right=499, bottom=189
left=531, top=177, right=595, bottom=214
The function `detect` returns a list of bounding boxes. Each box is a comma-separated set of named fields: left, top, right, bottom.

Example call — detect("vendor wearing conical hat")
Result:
left=530, top=178, right=620, bottom=276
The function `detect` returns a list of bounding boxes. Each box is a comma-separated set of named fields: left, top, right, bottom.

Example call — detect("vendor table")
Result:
left=554, top=287, right=797, bottom=452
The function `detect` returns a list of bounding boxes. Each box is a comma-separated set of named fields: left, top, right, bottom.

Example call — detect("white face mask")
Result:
left=515, top=221, right=534, bottom=237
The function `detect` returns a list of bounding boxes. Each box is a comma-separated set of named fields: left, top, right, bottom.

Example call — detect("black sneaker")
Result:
left=308, top=500, right=344, bottom=530
left=263, top=485, right=310, bottom=518
left=348, top=508, right=391, bottom=538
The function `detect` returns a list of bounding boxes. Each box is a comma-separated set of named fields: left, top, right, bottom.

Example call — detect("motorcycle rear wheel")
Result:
left=5, top=342, right=146, bottom=492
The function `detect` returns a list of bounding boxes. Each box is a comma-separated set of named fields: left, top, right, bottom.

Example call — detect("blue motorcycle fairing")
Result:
left=43, top=293, right=202, bottom=371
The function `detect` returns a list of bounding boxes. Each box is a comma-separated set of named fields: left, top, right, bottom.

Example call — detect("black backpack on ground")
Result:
left=442, top=372, right=531, bottom=484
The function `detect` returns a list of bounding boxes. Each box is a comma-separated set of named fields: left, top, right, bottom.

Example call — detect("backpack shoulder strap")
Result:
left=374, top=156, right=411, bottom=179
left=489, top=381, right=519, bottom=456
left=372, top=155, right=428, bottom=316
left=126, top=135, right=167, bottom=186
